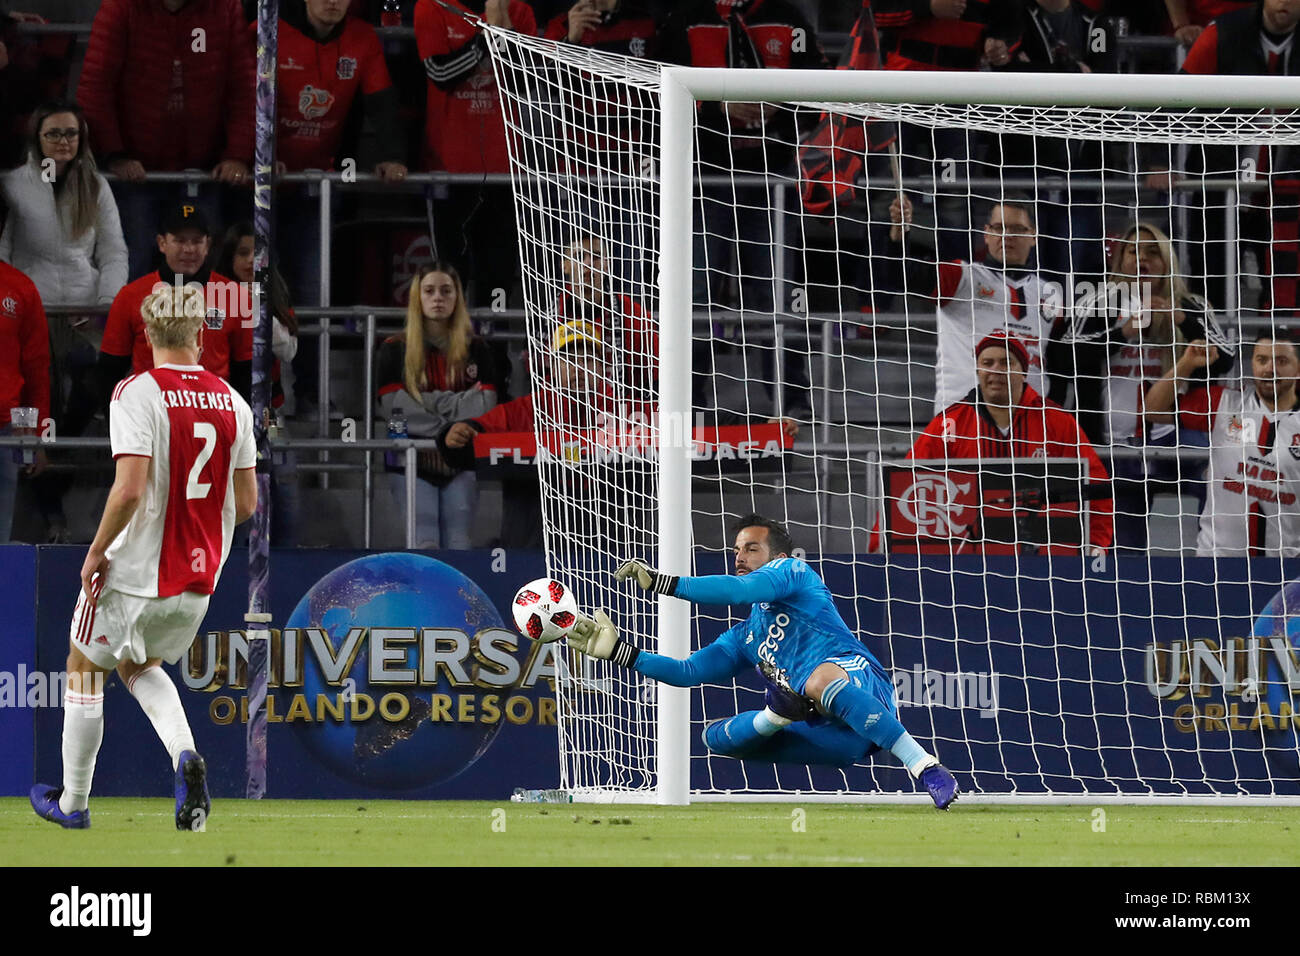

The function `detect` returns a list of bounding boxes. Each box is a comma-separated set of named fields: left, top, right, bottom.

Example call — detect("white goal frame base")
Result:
left=568, top=790, right=1300, bottom=807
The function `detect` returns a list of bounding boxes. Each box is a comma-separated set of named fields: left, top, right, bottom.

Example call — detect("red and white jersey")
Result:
left=106, top=363, right=255, bottom=597
left=1180, top=386, right=1300, bottom=557
left=1104, top=342, right=1176, bottom=446
left=933, top=260, right=1059, bottom=413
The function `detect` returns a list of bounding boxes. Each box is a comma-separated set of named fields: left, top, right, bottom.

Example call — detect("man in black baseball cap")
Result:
left=155, top=202, right=212, bottom=278
left=98, top=200, right=251, bottom=408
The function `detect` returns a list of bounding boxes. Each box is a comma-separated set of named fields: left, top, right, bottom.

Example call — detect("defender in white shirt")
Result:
left=1146, top=330, right=1300, bottom=557
left=31, top=284, right=257, bottom=831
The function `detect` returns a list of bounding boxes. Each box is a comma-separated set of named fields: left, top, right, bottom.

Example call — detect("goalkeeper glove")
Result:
left=567, top=610, right=640, bottom=668
left=614, top=559, right=679, bottom=596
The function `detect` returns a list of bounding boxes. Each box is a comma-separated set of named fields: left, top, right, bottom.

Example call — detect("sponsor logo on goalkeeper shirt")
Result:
left=756, top=612, right=792, bottom=683
left=1145, top=636, right=1300, bottom=732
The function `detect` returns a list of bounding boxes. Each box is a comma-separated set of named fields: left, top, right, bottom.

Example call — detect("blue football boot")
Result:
left=757, top=666, right=817, bottom=722
left=175, top=750, right=210, bottom=831
left=30, top=784, right=90, bottom=829
left=920, top=764, right=959, bottom=810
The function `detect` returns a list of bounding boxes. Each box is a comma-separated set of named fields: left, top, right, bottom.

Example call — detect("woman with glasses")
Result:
left=0, top=102, right=128, bottom=543
left=0, top=101, right=127, bottom=308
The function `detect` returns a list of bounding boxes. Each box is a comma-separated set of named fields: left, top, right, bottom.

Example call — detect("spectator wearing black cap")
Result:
left=98, top=202, right=252, bottom=408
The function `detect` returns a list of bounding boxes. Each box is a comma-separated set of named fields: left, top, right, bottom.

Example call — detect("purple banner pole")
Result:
left=246, top=0, right=279, bottom=798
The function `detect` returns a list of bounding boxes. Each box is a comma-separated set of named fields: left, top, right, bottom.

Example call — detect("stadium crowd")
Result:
left=0, top=0, right=1298, bottom=556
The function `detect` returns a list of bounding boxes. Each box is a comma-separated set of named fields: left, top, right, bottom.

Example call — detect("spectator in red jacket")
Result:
left=443, top=318, right=617, bottom=449
left=77, top=0, right=256, bottom=278
left=415, top=0, right=535, bottom=309
left=902, top=331, right=1114, bottom=553
left=276, top=0, right=407, bottom=179
left=0, top=260, right=51, bottom=542
left=98, top=202, right=253, bottom=408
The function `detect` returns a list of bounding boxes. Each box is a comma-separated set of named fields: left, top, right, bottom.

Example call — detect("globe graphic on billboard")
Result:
left=280, top=553, right=507, bottom=789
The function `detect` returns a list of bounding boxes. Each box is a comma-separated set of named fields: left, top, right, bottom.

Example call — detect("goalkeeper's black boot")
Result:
left=175, top=750, right=210, bottom=831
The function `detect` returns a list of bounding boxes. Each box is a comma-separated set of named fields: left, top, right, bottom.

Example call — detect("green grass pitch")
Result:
left=3, top=798, right=1299, bottom=865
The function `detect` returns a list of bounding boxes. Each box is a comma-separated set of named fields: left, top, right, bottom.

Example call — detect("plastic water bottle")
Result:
left=385, top=409, right=407, bottom=470
left=511, top=788, right=572, bottom=803
left=380, top=0, right=401, bottom=27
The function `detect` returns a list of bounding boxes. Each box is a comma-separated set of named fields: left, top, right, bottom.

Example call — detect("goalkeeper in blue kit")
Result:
left=569, top=514, right=959, bottom=809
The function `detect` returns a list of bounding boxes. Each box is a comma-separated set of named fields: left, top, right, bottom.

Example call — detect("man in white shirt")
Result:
left=1146, top=329, right=1300, bottom=556
left=31, top=283, right=257, bottom=830
left=889, top=193, right=1064, bottom=412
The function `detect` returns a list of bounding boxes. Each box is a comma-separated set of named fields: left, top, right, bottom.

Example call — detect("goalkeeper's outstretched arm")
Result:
left=569, top=611, right=748, bottom=687
left=615, top=559, right=793, bottom=606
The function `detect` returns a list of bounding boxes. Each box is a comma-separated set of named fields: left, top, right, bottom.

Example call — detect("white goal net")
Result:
left=487, top=25, right=1300, bottom=803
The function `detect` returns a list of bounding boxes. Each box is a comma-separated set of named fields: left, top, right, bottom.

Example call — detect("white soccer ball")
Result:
left=512, top=577, right=579, bottom=643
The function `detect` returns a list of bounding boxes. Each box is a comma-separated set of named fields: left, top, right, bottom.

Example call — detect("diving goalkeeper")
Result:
left=571, top=514, right=959, bottom=809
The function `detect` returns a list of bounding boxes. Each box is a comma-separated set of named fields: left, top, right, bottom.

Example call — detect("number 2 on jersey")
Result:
left=187, top=422, right=217, bottom=500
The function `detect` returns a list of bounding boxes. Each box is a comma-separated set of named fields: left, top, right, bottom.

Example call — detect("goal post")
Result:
left=656, top=71, right=695, bottom=808
left=487, top=24, right=1300, bottom=805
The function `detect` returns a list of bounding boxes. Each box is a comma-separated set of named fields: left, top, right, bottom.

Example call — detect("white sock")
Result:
left=908, top=754, right=940, bottom=779
left=128, top=666, right=195, bottom=770
left=752, top=706, right=792, bottom=737
left=60, top=684, right=105, bottom=814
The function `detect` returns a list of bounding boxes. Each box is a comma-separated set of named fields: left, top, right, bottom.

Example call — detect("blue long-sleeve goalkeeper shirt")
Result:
left=632, top=557, right=881, bottom=695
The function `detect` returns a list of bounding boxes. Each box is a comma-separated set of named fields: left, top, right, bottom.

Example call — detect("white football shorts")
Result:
left=70, top=585, right=211, bottom=670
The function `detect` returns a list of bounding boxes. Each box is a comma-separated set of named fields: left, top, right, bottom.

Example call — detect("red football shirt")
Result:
left=414, top=0, right=537, bottom=172
left=275, top=16, right=393, bottom=171
left=102, top=271, right=253, bottom=379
